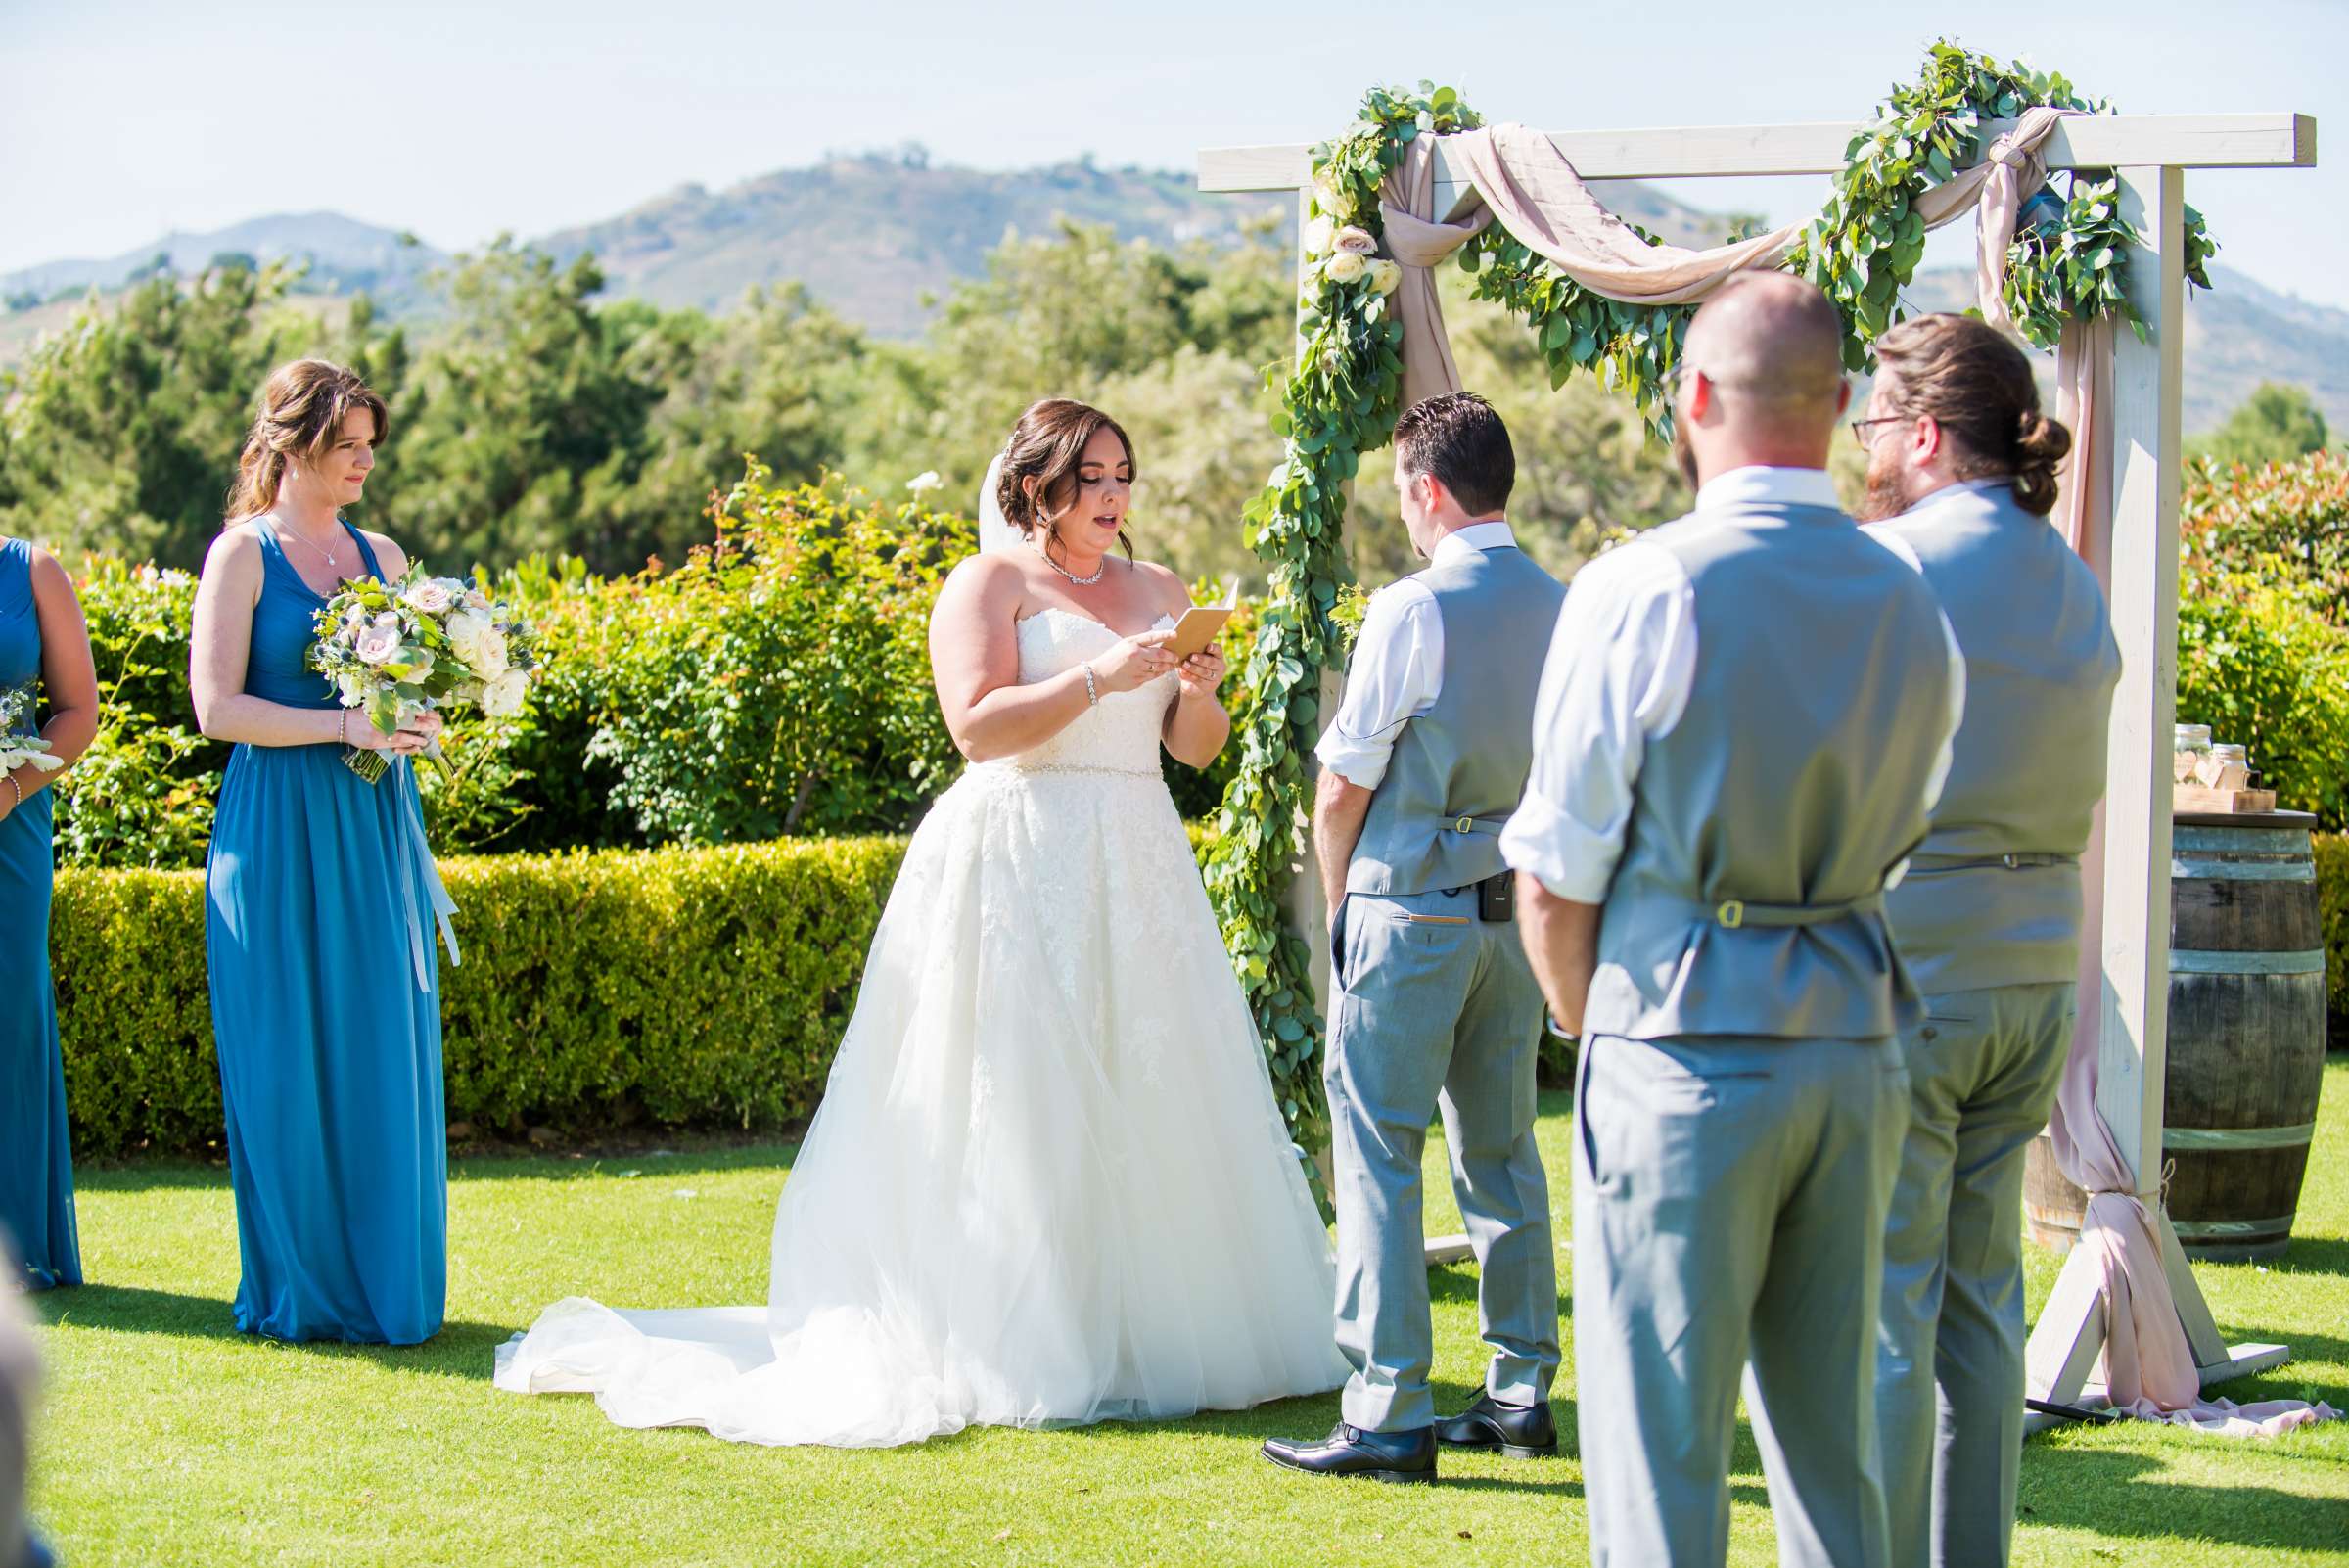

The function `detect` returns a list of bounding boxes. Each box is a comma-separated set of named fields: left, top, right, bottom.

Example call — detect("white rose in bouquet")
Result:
left=1324, top=252, right=1369, bottom=285
left=443, top=610, right=492, bottom=665
left=481, top=669, right=530, bottom=719
left=472, top=627, right=510, bottom=681
left=401, top=580, right=453, bottom=615
left=1333, top=226, right=1378, bottom=255
left=464, top=585, right=492, bottom=613
left=1368, top=258, right=1404, bottom=296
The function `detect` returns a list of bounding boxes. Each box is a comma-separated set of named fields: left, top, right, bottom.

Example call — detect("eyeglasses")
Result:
left=1849, top=416, right=1907, bottom=448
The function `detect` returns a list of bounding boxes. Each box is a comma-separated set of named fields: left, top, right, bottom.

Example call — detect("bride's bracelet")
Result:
left=1082, top=662, right=1099, bottom=707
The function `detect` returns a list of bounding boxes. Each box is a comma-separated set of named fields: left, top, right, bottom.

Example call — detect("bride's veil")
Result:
left=977, top=451, right=1023, bottom=556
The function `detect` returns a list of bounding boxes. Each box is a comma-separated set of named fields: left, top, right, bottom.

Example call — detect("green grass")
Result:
left=28, top=1066, right=2349, bottom=1566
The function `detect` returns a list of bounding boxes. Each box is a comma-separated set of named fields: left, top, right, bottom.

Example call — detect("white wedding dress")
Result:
left=494, top=608, right=1347, bottom=1445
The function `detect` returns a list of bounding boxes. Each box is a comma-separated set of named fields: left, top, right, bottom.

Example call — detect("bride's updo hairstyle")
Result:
left=225, top=358, right=388, bottom=524
left=993, top=398, right=1136, bottom=559
left=1871, top=314, right=2072, bottom=517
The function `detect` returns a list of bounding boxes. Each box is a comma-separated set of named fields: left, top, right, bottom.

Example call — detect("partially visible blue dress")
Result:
left=0, top=537, right=79, bottom=1292
left=205, top=518, right=452, bottom=1344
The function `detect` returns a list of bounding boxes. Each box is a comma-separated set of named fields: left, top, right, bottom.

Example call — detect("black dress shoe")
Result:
left=1261, top=1421, right=1437, bottom=1484
left=1435, top=1394, right=1557, bottom=1458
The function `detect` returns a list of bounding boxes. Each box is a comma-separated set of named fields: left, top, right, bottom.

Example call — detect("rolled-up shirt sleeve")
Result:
left=1313, top=582, right=1442, bottom=791
left=1499, top=541, right=1697, bottom=903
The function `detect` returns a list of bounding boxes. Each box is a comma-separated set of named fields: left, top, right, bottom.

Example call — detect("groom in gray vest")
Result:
left=1262, top=392, right=1565, bottom=1485
left=1504, top=274, right=1963, bottom=1566
left=1859, top=315, right=2119, bottom=1568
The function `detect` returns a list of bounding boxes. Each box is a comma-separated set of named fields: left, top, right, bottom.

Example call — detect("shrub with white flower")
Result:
left=309, top=563, right=542, bottom=784
left=906, top=471, right=944, bottom=497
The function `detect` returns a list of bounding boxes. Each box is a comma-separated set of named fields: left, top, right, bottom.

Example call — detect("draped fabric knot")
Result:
left=1989, top=136, right=2037, bottom=170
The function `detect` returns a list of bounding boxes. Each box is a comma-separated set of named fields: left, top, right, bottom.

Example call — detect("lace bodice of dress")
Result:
left=1001, top=609, right=1177, bottom=776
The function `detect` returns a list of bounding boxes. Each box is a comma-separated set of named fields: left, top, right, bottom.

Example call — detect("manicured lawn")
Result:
left=27, top=1065, right=2349, bottom=1566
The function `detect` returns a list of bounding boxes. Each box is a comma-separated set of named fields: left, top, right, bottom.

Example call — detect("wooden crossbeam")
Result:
left=1199, top=112, right=2315, bottom=193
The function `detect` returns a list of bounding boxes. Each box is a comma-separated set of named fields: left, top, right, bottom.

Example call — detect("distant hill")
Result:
left=6, top=155, right=2346, bottom=436
left=0, top=211, right=444, bottom=312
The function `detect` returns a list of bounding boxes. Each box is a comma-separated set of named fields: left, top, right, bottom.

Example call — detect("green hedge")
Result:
left=56, top=828, right=1221, bottom=1157
left=57, top=839, right=903, bottom=1156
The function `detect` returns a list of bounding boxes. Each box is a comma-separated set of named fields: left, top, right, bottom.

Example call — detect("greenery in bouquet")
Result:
left=310, top=564, right=541, bottom=784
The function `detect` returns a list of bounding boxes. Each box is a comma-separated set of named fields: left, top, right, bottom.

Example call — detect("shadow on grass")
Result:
left=72, top=1144, right=805, bottom=1195
left=32, top=1282, right=518, bottom=1378
left=2022, top=1449, right=2349, bottom=1553
left=2276, top=1233, right=2349, bottom=1279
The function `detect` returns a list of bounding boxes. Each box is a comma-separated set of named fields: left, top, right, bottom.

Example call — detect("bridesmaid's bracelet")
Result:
left=4, top=775, right=19, bottom=809
left=1082, top=662, right=1099, bottom=707
left=339, top=711, right=348, bottom=748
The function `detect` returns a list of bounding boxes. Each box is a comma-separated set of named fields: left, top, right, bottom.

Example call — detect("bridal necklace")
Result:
left=1036, top=534, right=1106, bottom=587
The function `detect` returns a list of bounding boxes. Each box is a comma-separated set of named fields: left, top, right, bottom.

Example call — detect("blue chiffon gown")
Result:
left=0, top=536, right=80, bottom=1292
left=205, top=518, right=455, bottom=1344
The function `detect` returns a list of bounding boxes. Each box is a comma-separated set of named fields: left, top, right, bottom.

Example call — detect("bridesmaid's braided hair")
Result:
left=224, top=360, right=388, bottom=524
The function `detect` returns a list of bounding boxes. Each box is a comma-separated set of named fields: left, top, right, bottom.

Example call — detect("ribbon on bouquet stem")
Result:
left=395, top=768, right=461, bottom=992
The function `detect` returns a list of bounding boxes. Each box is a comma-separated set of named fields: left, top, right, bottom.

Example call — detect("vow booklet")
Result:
left=1165, top=581, right=1240, bottom=659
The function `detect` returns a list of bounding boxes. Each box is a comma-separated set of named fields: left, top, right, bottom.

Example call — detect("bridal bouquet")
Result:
left=308, top=566, right=540, bottom=784
left=0, top=685, right=64, bottom=782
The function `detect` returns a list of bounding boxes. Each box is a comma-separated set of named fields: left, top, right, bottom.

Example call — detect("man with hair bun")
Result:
left=1505, top=272, right=1964, bottom=1566
left=1858, top=312, right=2120, bottom=1568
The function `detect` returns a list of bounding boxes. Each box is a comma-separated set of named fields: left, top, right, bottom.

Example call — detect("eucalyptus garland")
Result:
left=1204, top=46, right=2221, bottom=1182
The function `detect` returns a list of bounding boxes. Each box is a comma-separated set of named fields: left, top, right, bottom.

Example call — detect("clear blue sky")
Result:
left=4, top=0, right=2340, bottom=303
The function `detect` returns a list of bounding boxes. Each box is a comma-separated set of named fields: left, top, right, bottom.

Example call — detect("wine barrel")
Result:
left=2022, top=810, right=2328, bottom=1262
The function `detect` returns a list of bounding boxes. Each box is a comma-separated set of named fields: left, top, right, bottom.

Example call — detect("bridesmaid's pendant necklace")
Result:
left=277, top=514, right=344, bottom=572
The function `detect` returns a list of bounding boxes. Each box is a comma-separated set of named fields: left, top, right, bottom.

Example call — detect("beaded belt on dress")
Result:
left=997, top=761, right=1161, bottom=779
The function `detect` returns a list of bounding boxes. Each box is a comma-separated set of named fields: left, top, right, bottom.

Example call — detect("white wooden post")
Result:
left=1202, top=109, right=2318, bottom=1315
left=2095, top=164, right=2186, bottom=1197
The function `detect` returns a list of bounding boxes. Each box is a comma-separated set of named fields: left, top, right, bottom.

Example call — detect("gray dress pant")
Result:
left=1875, top=981, right=2075, bottom=1568
left=1575, top=1031, right=1909, bottom=1568
left=1323, top=886, right=1559, bottom=1433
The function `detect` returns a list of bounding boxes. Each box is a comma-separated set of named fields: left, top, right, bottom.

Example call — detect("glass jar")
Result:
left=2196, top=742, right=2250, bottom=790
left=2174, top=723, right=2213, bottom=784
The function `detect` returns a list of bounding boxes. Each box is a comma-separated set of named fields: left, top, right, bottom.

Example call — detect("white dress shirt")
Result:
left=1497, top=467, right=1967, bottom=904
left=1314, top=521, right=1522, bottom=791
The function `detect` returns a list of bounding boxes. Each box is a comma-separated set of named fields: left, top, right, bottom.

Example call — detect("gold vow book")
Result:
left=1164, top=582, right=1240, bottom=660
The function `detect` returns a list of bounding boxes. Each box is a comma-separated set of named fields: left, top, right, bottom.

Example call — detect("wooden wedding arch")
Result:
left=1197, top=106, right=2318, bottom=1414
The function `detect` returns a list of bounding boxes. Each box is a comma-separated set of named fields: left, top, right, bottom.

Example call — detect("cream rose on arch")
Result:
left=1368, top=259, right=1403, bottom=296
left=1323, top=252, right=1369, bottom=285
left=1333, top=226, right=1378, bottom=256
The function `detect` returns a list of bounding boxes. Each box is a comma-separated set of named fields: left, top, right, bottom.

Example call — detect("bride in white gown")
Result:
left=495, top=399, right=1347, bottom=1446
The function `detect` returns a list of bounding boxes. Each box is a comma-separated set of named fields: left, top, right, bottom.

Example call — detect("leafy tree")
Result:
left=0, top=263, right=391, bottom=567
left=2189, top=381, right=2331, bottom=470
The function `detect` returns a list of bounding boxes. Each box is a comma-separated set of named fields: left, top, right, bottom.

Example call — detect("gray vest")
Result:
left=1870, top=484, right=2121, bottom=994
left=1347, top=543, right=1566, bottom=897
left=1585, top=501, right=1957, bottom=1042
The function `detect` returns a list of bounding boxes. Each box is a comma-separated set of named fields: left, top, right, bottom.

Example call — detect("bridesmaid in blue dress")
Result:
left=188, top=360, right=455, bottom=1345
left=0, top=535, right=98, bottom=1292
